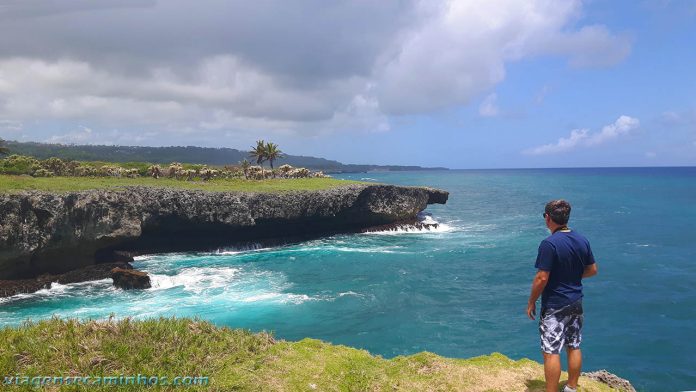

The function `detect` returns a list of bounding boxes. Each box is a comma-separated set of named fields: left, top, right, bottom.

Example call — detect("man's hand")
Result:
left=526, top=301, right=536, bottom=320
left=527, top=269, right=549, bottom=320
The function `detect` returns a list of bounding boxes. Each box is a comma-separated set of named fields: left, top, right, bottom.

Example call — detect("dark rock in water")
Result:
left=0, top=262, right=133, bottom=298
left=361, top=211, right=441, bottom=233
left=111, top=267, right=151, bottom=290
left=0, top=184, right=448, bottom=279
left=57, top=262, right=132, bottom=284
left=0, top=277, right=52, bottom=298
left=582, top=370, right=636, bottom=392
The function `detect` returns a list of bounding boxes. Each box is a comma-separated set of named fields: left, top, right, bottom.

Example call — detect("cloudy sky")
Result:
left=0, top=0, right=694, bottom=168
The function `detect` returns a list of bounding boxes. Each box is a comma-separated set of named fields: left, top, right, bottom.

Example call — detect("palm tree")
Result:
left=264, top=142, right=284, bottom=178
left=0, top=138, right=10, bottom=156
left=249, top=140, right=267, bottom=178
left=240, top=159, right=251, bottom=180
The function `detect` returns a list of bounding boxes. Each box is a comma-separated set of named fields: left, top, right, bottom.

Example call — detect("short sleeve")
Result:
left=535, top=240, right=555, bottom=271
left=584, top=241, right=596, bottom=266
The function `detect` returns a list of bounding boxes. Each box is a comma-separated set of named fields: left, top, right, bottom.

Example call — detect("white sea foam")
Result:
left=364, top=223, right=455, bottom=235
left=242, top=292, right=314, bottom=304
left=149, top=266, right=240, bottom=293
left=134, top=253, right=193, bottom=264
left=213, top=243, right=269, bottom=255
left=363, top=212, right=457, bottom=235
left=285, top=245, right=409, bottom=254
left=213, top=250, right=242, bottom=255
left=0, top=293, right=33, bottom=304
left=627, top=242, right=654, bottom=248
left=146, top=265, right=322, bottom=305
left=330, top=246, right=408, bottom=253
left=456, top=222, right=497, bottom=232
left=0, top=279, right=113, bottom=304
left=33, top=282, right=69, bottom=296
left=338, top=291, right=362, bottom=297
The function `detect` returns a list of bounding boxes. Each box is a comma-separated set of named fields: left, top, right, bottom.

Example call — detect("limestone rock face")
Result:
left=0, top=184, right=448, bottom=278
left=111, top=267, right=151, bottom=290
left=582, top=370, right=636, bottom=392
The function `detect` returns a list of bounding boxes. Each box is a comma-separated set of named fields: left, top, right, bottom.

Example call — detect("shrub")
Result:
left=180, top=169, right=196, bottom=181
left=64, top=160, right=81, bottom=176
left=32, top=168, right=54, bottom=177
left=190, top=164, right=205, bottom=175
left=147, top=165, right=163, bottom=179
left=278, top=164, right=293, bottom=178
left=123, top=168, right=140, bottom=178
left=41, top=157, right=68, bottom=176
left=223, top=168, right=243, bottom=179
left=200, top=167, right=219, bottom=181
left=73, top=165, right=99, bottom=177
left=168, top=163, right=183, bottom=178
left=99, top=165, right=123, bottom=177
left=0, top=155, right=40, bottom=175
left=247, top=166, right=269, bottom=180
left=290, top=168, right=310, bottom=178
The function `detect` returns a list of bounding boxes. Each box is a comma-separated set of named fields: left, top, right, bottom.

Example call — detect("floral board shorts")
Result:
left=539, top=299, right=583, bottom=354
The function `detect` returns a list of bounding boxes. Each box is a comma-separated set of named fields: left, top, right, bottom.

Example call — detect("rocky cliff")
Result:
left=0, top=184, right=448, bottom=279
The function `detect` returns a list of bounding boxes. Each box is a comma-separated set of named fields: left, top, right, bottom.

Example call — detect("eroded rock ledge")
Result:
left=0, top=184, right=448, bottom=280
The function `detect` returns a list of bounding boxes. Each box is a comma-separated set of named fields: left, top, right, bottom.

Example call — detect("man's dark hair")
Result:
left=545, top=199, right=571, bottom=225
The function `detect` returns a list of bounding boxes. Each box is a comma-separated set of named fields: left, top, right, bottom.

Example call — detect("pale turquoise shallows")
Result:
left=2, top=168, right=695, bottom=391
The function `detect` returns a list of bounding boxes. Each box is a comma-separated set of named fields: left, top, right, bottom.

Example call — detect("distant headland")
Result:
left=3, top=140, right=449, bottom=173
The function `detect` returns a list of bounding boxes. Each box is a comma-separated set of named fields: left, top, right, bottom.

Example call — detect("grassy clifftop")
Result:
left=0, top=175, right=360, bottom=193
left=0, top=318, right=617, bottom=391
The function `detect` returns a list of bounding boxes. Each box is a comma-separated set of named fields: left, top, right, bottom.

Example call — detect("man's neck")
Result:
left=551, top=225, right=570, bottom=234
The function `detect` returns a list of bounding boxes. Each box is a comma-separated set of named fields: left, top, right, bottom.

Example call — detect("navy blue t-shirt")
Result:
left=535, top=230, right=596, bottom=310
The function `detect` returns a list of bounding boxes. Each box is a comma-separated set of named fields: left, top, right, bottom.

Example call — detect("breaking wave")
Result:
left=364, top=213, right=455, bottom=235
left=149, top=266, right=241, bottom=293
left=0, top=279, right=114, bottom=305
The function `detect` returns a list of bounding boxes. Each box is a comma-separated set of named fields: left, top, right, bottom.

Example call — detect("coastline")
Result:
left=0, top=183, right=448, bottom=291
left=0, top=177, right=640, bottom=390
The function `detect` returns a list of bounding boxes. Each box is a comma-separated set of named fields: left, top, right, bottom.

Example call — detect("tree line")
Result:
left=0, top=138, right=327, bottom=180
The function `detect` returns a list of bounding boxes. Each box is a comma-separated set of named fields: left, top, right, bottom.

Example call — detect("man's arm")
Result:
left=582, top=263, right=598, bottom=278
left=526, top=270, right=549, bottom=320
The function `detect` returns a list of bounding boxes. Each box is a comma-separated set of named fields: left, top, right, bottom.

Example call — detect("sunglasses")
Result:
left=542, top=212, right=548, bottom=218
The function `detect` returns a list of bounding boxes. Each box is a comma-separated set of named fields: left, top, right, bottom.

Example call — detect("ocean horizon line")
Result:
left=353, top=165, right=696, bottom=172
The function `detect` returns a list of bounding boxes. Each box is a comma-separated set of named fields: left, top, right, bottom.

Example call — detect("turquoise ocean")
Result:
left=1, top=168, right=695, bottom=391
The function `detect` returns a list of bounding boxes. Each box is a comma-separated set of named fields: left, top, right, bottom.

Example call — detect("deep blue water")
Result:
left=2, top=168, right=695, bottom=391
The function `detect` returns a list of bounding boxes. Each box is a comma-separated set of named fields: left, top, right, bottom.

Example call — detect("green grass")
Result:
left=0, top=318, right=622, bottom=391
left=0, top=175, right=362, bottom=193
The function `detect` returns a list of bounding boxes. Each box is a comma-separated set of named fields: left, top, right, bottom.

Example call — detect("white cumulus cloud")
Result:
left=524, top=115, right=640, bottom=155
left=375, top=0, right=630, bottom=115
left=0, top=0, right=632, bottom=142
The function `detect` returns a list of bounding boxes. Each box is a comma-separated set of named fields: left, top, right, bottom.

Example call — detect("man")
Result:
left=527, top=200, right=598, bottom=392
